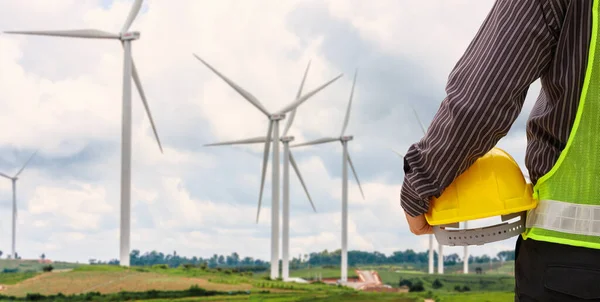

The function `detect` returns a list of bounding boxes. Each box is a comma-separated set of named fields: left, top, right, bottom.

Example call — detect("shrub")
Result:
left=432, top=278, right=443, bottom=289
left=24, top=293, right=44, bottom=301
left=152, top=264, right=168, bottom=269
left=409, top=281, right=425, bottom=292
left=42, top=265, right=54, bottom=272
left=399, top=278, right=413, bottom=287
left=2, top=268, right=18, bottom=273
left=462, top=285, right=471, bottom=292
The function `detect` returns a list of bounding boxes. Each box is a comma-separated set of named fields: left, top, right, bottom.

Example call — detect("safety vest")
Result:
left=523, top=0, right=600, bottom=249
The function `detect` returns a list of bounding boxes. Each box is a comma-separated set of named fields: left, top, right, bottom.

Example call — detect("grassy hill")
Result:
left=0, top=261, right=516, bottom=301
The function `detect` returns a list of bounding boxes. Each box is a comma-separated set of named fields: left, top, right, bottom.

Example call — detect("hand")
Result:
left=405, top=211, right=433, bottom=235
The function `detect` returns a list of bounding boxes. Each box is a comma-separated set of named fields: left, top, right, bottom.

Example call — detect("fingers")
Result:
left=411, top=224, right=433, bottom=235
left=405, top=211, right=434, bottom=235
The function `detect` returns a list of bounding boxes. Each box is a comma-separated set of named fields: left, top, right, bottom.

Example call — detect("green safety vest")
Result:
left=523, top=0, right=600, bottom=248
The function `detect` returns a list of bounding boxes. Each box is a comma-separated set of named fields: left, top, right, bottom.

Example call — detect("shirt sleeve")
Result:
left=401, top=0, right=559, bottom=217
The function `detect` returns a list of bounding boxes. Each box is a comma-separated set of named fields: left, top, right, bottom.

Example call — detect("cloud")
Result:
left=0, top=0, right=531, bottom=264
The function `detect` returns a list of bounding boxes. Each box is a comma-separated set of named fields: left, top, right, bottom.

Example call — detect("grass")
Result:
left=268, top=267, right=358, bottom=280
left=435, top=291, right=514, bottom=302
left=375, top=266, right=515, bottom=292
left=0, top=272, right=39, bottom=285
left=137, top=292, right=418, bottom=301
left=0, top=263, right=517, bottom=301
left=0, top=269, right=254, bottom=297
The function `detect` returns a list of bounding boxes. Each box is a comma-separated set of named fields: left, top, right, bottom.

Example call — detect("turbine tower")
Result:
left=0, top=150, right=38, bottom=260
left=202, top=61, right=319, bottom=280
left=438, top=244, right=444, bottom=274
left=4, top=0, right=164, bottom=266
left=395, top=107, right=436, bottom=274
left=194, top=55, right=342, bottom=279
left=411, top=107, right=438, bottom=275
left=292, top=69, right=365, bottom=283
left=463, top=221, right=469, bottom=274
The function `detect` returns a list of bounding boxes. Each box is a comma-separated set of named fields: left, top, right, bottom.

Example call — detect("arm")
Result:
left=401, top=0, right=558, bottom=217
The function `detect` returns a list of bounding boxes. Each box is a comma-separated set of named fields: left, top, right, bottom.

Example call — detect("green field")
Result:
left=0, top=261, right=516, bottom=301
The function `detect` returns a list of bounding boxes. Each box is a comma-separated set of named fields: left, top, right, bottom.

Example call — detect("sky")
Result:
left=0, top=0, right=541, bottom=263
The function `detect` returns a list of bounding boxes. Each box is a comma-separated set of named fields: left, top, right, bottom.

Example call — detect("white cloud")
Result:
left=324, top=0, right=496, bottom=84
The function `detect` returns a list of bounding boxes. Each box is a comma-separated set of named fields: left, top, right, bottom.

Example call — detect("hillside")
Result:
left=0, top=262, right=516, bottom=301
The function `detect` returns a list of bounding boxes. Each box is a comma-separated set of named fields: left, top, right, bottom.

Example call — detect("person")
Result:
left=400, top=0, right=599, bottom=301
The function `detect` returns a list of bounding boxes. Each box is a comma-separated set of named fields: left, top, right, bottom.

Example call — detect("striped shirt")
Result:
left=401, top=0, right=593, bottom=217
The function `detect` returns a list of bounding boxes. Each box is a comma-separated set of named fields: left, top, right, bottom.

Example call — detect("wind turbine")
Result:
left=4, top=0, right=164, bottom=266
left=394, top=106, right=436, bottom=274
left=194, top=55, right=342, bottom=279
left=202, top=61, right=319, bottom=281
left=291, top=69, right=365, bottom=283
left=463, top=221, right=469, bottom=274
left=0, top=150, right=38, bottom=260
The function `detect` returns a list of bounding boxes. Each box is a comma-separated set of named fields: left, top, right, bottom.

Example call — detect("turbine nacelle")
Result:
left=341, top=135, right=354, bottom=142
left=270, top=113, right=286, bottom=121
left=120, top=31, right=140, bottom=41
left=280, top=136, right=295, bottom=142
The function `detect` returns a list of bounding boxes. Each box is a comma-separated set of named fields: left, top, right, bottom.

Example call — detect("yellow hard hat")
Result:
left=426, top=147, right=537, bottom=246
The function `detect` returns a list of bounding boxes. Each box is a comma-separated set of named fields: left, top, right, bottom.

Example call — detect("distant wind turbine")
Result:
left=202, top=61, right=319, bottom=280
left=0, top=150, right=38, bottom=260
left=396, top=106, right=436, bottom=275
left=292, top=69, right=365, bottom=283
left=4, top=0, right=164, bottom=266
left=194, top=55, right=342, bottom=279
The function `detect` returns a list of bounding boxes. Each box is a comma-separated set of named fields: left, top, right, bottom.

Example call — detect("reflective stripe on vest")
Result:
left=522, top=0, right=600, bottom=249
left=526, top=199, right=600, bottom=236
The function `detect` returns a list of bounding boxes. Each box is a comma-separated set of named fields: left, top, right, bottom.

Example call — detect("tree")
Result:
left=497, top=250, right=515, bottom=262
left=432, top=279, right=443, bottom=289
left=0, top=251, right=3, bottom=258
left=444, top=253, right=460, bottom=265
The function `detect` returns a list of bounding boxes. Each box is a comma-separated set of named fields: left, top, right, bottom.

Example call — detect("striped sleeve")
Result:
left=401, top=0, right=558, bottom=217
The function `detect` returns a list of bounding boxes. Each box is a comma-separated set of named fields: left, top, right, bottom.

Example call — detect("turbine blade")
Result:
left=131, top=57, right=163, bottom=153
left=276, top=73, right=343, bottom=115
left=121, top=0, right=143, bottom=34
left=347, top=152, right=365, bottom=199
left=411, top=105, right=427, bottom=135
left=193, top=54, right=270, bottom=117
left=289, top=151, right=316, bottom=212
left=0, top=172, right=12, bottom=180
left=15, top=150, right=38, bottom=178
left=392, top=149, right=404, bottom=159
left=282, top=60, right=311, bottom=137
left=291, top=137, right=338, bottom=148
left=3, top=29, right=120, bottom=39
left=204, top=136, right=268, bottom=146
left=341, top=69, right=358, bottom=136
left=256, top=121, right=274, bottom=223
